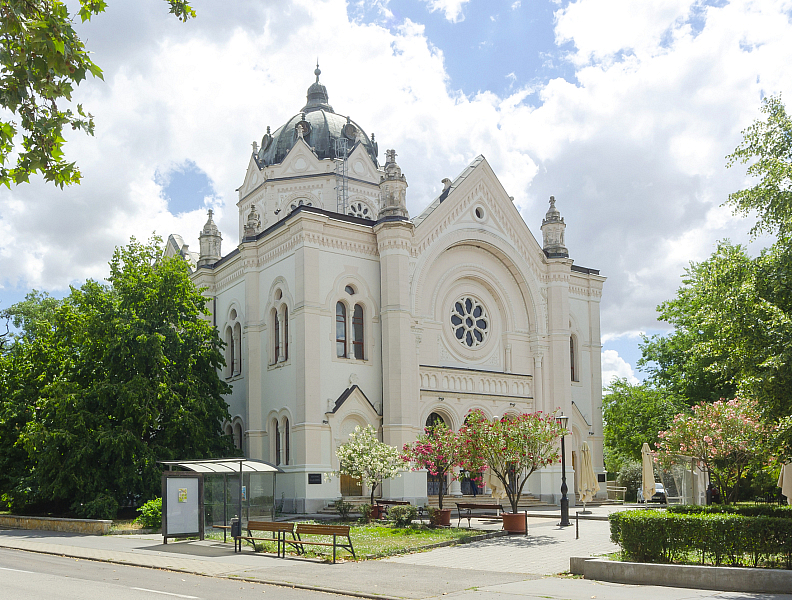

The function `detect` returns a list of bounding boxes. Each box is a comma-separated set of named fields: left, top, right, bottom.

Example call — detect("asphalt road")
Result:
left=3, top=546, right=792, bottom=600
left=0, top=548, right=345, bottom=600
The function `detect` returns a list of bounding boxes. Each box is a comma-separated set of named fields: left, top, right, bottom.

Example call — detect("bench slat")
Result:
left=296, top=524, right=350, bottom=536
left=247, top=521, right=294, bottom=532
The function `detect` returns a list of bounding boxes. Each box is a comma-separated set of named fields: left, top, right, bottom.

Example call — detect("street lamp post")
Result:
left=557, top=414, right=570, bottom=527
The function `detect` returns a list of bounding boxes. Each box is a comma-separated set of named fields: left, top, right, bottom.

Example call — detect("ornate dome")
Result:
left=256, top=66, right=379, bottom=167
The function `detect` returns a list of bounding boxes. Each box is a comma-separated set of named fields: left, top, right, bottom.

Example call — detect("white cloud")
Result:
left=421, top=0, right=470, bottom=22
left=602, top=350, right=639, bottom=387
left=0, top=0, right=791, bottom=349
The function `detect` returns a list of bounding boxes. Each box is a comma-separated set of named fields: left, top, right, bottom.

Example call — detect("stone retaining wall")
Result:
left=0, top=514, right=111, bottom=535
left=571, top=557, right=792, bottom=594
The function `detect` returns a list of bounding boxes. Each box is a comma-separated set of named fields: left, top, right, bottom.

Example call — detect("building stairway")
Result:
left=317, top=493, right=551, bottom=515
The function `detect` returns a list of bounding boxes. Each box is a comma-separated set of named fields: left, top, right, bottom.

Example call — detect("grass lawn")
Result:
left=205, top=522, right=491, bottom=561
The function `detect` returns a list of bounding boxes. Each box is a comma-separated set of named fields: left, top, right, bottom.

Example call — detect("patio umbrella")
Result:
left=779, top=463, right=792, bottom=505
left=641, top=442, right=656, bottom=503
left=578, top=441, right=600, bottom=511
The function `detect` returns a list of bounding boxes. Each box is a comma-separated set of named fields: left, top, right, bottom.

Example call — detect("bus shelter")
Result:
left=159, top=458, right=282, bottom=544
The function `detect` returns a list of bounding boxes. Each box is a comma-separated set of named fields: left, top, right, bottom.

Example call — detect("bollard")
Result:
left=575, top=511, right=579, bottom=539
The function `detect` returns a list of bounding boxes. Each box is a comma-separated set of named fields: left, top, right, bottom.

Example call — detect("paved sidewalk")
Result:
left=0, top=513, right=617, bottom=599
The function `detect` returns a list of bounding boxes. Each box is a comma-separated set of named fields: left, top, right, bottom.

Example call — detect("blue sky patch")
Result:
left=155, top=160, right=217, bottom=215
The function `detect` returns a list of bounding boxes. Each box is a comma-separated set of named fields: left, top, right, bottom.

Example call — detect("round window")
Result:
left=450, top=297, right=489, bottom=348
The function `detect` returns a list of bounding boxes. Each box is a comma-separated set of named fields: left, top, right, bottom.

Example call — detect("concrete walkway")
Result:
left=4, top=505, right=786, bottom=600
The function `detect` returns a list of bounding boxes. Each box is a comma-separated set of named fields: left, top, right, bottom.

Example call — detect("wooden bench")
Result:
left=235, top=520, right=298, bottom=557
left=292, top=523, right=355, bottom=563
left=455, top=502, right=503, bottom=528
left=375, top=499, right=411, bottom=518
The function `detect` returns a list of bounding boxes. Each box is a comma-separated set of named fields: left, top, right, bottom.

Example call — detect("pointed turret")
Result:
left=197, top=209, right=222, bottom=267
left=541, top=195, right=568, bottom=258
left=378, top=149, right=409, bottom=219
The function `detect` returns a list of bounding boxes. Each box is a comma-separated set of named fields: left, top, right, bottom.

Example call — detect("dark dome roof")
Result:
left=257, top=67, right=379, bottom=167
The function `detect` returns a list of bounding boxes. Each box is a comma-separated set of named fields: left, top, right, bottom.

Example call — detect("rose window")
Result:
left=450, top=297, right=489, bottom=348
left=348, top=201, right=373, bottom=220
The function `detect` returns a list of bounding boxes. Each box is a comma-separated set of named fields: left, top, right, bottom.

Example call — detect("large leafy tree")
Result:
left=601, top=378, right=688, bottom=474
left=0, top=237, right=235, bottom=517
left=726, top=95, right=792, bottom=239
left=0, top=0, right=194, bottom=188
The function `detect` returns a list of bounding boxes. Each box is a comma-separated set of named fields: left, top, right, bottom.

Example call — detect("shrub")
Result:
left=610, top=509, right=792, bottom=567
left=359, top=503, right=373, bottom=522
left=389, top=505, right=418, bottom=527
left=667, top=504, right=792, bottom=518
left=73, top=494, right=119, bottom=520
left=334, top=499, right=354, bottom=520
left=136, top=497, right=162, bottom=529
left=616, top=460, right=642, bottom=502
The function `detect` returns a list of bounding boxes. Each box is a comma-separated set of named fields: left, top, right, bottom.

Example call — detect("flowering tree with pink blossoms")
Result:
left=401, top=422, right=460, bottom=510
left=458, top=409, right=565, bottom=514
left=656, top=398, right=772, bottom=504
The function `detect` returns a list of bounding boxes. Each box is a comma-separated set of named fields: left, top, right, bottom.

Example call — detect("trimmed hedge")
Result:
left=667, top=504, right=792, bottom=518
left=609, top=509, right=792, bottom=567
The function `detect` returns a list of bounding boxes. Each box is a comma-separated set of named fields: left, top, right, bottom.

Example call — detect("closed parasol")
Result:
left=578, top=441, right=600, bottom=510
left=641, top=442, right=656, bottom=503
left=779, top=463, right=792, bottom=505
left=483, top=469, right=508, bottom=500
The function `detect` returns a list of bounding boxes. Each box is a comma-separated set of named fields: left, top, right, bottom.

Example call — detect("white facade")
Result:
left=170, top=70, right=606, bottom=512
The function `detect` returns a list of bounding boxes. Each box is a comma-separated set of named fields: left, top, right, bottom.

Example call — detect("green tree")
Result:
left=640, top=242, right=792, bottom=438
left=726, top=95, right=792, bottom=239
left=0, top=237, right=235, bottom=517
left=601, top=378, right=688, bottom=474
left=0, top=0, right=194, bottom=188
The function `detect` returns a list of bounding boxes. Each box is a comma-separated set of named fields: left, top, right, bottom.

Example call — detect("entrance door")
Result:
left=427, top=473, right=447, bottom=496
left=341, top=474, right=362, bottom=496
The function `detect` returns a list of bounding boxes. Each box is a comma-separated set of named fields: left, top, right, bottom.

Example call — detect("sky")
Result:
left=1, top=0, right=790, bottom=387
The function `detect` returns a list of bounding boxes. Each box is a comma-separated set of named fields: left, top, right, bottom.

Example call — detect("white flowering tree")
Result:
left=333, top=425, right=401, bottom=504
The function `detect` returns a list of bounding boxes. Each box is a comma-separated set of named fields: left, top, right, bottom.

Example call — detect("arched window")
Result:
left=352, top=304, right=364, bottom=360
left=336, top=302, right=347, bottom=357
left=426, top=412, right=446, bottom=429
left=570, top=336, right=578, bottom=382
left=284, top=418, right=290, bottom=466
left=283, top=307, right=289, bottom=361
left=275, top=420, right=281, bottom=465
left=226, top=326, right=234, bottom=378
left=273, top=308, right=280, bottom=364
left=233, top=322, right=242, bottom=375
left=233, top=422, right=242, bottom=450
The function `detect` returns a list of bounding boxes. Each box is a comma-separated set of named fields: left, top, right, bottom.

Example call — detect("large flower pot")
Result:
left=502, top=512, right=527, bottom=534
left=432, top=508, right=452, bottom=527
left=371, top=505, right=385, bottom=520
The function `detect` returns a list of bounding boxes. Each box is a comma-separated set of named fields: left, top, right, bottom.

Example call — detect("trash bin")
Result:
left=231, top=517, right=241, bottom=552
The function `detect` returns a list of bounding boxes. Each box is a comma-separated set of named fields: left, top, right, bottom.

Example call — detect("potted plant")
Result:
left=331, top=424, right=401, bottom=508
left=459, top=409, right=565, bottom=533
left=402, top=422, right=460, bottom=526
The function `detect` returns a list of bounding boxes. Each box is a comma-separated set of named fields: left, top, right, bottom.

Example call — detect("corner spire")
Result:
left=541, top=195, right=568, bottom=258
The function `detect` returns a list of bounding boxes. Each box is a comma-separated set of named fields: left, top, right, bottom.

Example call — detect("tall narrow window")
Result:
left=234, top=422, right=242, bottom=450
left=273, top=308, right=280, bottom=364
left=352, top=304, right=364, bottom=360
left=283, top=307, right=289, bottom=361
left=233, top=322, right=242, bottom=375
left=226, top=326, right=234, bottom=378
left=275, top=421, right=281, bottom=465
left=570, top=336, right=578, bottom=382
left=336, top=302, right=347, bottom=357
left=284, top=418, right=290, bottom=465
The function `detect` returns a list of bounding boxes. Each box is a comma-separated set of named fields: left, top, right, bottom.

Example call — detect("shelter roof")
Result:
left=159, top=458, right=282, bottom=474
